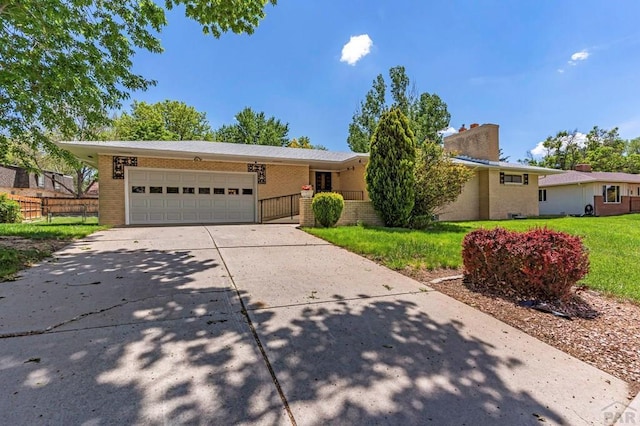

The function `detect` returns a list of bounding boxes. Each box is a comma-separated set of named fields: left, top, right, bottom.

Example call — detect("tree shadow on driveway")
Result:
left=0, top=243, right=579, bottom=425
left=250, top=296, right=567, bottom=425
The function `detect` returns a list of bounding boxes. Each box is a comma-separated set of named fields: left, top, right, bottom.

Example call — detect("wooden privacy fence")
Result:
left=6, top=194, right=42, bottom=221
left=42, top=197, right=99, bottom=217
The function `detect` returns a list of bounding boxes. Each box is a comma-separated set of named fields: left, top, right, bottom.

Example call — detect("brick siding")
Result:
left=299, top=198, right=383, bottom=227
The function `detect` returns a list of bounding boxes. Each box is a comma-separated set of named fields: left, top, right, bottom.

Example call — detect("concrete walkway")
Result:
left=0, top=225, right=633, bottom=425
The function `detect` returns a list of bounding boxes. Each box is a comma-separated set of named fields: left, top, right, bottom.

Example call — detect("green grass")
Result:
left=0, top=248, right=48, bottom=281
left=0, top=217, right=108, bottom=281
left=0, top=216, right=106, bottom=239
left=305, top=215, right=640, bottom=302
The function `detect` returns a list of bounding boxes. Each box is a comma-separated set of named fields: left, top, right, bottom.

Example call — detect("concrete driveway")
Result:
left=0, top=225, right=632, bottom=425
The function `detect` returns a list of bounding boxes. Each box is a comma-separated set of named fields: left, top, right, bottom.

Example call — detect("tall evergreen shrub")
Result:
left=365, top=108, right=416, bottom=227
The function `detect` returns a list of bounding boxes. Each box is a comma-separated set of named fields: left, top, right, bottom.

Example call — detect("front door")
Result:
left=315, top=172, right=332, bottom=192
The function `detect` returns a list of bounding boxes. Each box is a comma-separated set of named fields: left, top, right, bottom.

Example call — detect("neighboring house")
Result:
left=0, top=165, right=74, bottom=198
left=440, top=123, right=563, bottom=221
left=85, top=181, right=99, bottom=198
left=57, top=141, right=369, bottom=225
left=539, top=164, right=640, bottom=216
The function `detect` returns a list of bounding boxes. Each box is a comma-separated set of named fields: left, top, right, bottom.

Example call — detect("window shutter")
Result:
left=499, top=172, right=505, bottom=184
left=523, top=174, right=529, bottom=185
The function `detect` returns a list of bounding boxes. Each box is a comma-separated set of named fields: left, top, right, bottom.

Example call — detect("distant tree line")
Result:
left=521, top=126, right=640, bottom=173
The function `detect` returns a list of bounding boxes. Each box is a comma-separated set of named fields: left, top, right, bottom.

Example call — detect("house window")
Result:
left=167, top=187, right=179, bottom=194
left=198, top=187, right=211, bottom=195
left=538, top=189, right=547, bottom=202
left=36, top=174, right=45, bottom=188
left=53, top=176, right=61, bottom=191
left=500, top=172, right=528, bottom=185
left=131, top=186, right=145, bottom=194
left=182, top=187, right=195, bottom=194
left=602, top=185, right=621, bottom=203
left=150, top=186, right=163, bottom=194
left=503, top=174, right=522, bottom=184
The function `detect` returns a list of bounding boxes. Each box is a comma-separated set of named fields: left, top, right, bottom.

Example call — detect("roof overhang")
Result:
left=57, top=141, right=369, bottom=171
left=453, top=158, right=565, bottom=175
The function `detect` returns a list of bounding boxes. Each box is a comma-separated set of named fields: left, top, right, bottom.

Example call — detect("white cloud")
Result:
left=568, top=49, right=590, bottom=66
left=530, top=132, right=587, bottom=157
left=557, top=68, right=565, bottom=73
left=340, top=34, right=373, bottom=66
left=439, top=126, right=458, bottom=137
left=571, top=50, right=590, bottom=61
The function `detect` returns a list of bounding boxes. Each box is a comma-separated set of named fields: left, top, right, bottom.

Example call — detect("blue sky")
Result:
left=129, top=0, right=640, bottom=161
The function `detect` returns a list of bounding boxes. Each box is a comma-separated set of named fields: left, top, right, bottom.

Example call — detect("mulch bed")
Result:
left=404, top=268, right=640, bottom=397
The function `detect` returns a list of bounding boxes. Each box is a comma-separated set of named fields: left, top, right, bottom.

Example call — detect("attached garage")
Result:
left=56, top=140, right=370, bottom=226
left=126, top=168, right=257, bottom=225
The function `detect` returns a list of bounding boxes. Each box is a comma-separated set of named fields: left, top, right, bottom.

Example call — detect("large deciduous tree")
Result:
left=411, top=143, right=474, bottom=228
left=111, top=100, right=214, bottom=141
left=0, top=0, right=276, bottom=161
left=347, top=66, right=450, bottom=152
left=214, top=107, right=289, bottom=146
left=366, top=108, right=416, bottom=227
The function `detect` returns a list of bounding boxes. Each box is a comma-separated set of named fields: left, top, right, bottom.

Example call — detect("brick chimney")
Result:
left=574, top=164, right=592, bottom=172
left=459, top=124, right=467, bottom=132
left=444, top=123, right=500, bottom=162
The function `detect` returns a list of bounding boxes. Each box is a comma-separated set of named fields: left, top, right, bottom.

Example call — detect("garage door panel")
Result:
left=198, top=212, right=214, bottom=221
left=166, top=173, right=181, bottom=183
left=128, top=169, right=256, bottom=225
left=131, top=199, right=147, bottom=208
left=148, top=171, right=165, bottom=181
left=131, top=212, right=148, bottom=222
left=149, top=212, right=164, bottom=222
left=182, top=212, right=198, bottom=221
left=149, top=199, right=164, bottom=209
left=129, top=170, right=148, bottom=181
left=166, top=199, right=181, bottom=209
left=182, top=174, right=197, bottom=184
left=197, top=174, right=213, bottom=184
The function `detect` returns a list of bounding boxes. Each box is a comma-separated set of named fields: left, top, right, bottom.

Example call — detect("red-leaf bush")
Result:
left=462, top=227, right=589, bottom=301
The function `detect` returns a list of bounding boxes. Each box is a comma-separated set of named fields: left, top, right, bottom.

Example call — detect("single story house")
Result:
left=59, top=124, right=560, bottom=226
left=539, top=164, right=640, bottom=216
left=440, top=124, right=563, bottom=221
left=58, top=141, right=369, bottom=225
left=0, top=165, right=74, bottom=198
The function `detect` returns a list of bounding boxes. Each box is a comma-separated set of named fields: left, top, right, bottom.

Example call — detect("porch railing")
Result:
left=258, top=190, right=365, bottom=223
left=259, top=193, right=301, bottom=223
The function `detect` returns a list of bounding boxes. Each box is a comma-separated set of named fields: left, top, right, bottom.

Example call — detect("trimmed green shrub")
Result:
left=0, top=194, right=22, bottom=223
left=365, top=108, right=416, bottom=227
left=312, top=192, right=344, bottom=227
left=462, top=227, right=589, bottom=301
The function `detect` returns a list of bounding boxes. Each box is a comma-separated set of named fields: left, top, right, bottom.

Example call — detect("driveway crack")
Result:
left=0, top=290, right=226, bottom=339
left=204, top=226, right=297, bottom=426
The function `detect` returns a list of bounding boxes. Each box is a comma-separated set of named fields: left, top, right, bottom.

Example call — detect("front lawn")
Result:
left=305, top=215, right=640, bottom=302
left=0, top=217, right=108, bottom=281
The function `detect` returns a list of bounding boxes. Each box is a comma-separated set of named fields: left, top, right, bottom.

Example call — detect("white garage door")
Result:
left=127, top=169, right=256, bottom=225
